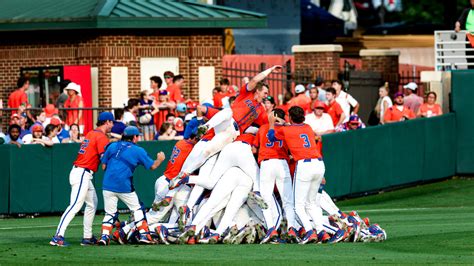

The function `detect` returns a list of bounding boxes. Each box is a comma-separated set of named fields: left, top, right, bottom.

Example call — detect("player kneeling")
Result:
left=98, top=126, right=166, bottom=245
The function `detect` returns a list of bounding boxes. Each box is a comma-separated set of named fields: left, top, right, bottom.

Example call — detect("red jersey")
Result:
left=166, top=84, right=184, bottom=103
left=164, top=139, right=195, bottom=180
left=289, top=94, right=311, bottom=112
left=8, top=90, right=28, bottom=114
left=273, top=124, right=321, bottom=161
left=255, top=124, right=289, bottom=163
left=64, top=95, right=84, bottom=126
left=74, top=129, right=110, bottom=172
left=200, top=106, right=220, bottom=141
left=326, top=101, right=344, bottom=126
left=232, top=85, right=268, bottom=133
left=235, top=133, right=256, bottom=145
left=419, top=103, right=442, bottom=117
left=213, top=92, right=234, bottom=108
left=383, top=106, right=416, bottom=122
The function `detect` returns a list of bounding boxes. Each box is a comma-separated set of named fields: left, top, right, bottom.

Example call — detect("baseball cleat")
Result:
left=287, top=227, right=301, bottom=243
left=198, top=226, right=211, bottom=241
left=169, top=173, right=189, bottom=190
left=231, top=226, right=252, bottom=244
left=317, top=231, right=331, bottom=244
left=254, top=223, right=266, bottom=242
left=187, top=236, right=196, bottom=245
left=80, top=236, right=98, bottom=246
left=222, top=225, right=239, bottom=244
left=369, top=224, right=387, bottom=242
left=198, top=233, right=220, bottom=244
left=178, top=206, right=191, bottom=231
left=247, top=191, right=268, bottom=209
left=244, top=225, right=257, bottom=244
left=363, top=217, right=371, bottom=227
left=197, top=124, right=209, bottom=138
left=155, top=225, right=170, bottom=245
left=299, top=230, right=318, bottom=245
left=178, top=225, right=196, bottom=244
left=138, top=233, right=155, bottom=244
left=98, top=234, right=110, bottom=246
left=328, top=229, right=347, bottom=244
left=298, top=227, right=306, bottom=239
left=49, top=235, right=69, bottom=247
left=152, top=196, right=173, bottom=211
left=260, top=226, right=278, bottom=244
left=112, top=228, right=127, bottom=245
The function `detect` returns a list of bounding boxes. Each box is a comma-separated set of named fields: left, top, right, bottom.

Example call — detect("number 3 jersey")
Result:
left=269, top=123, right=321, bottom=161
left=74, top=129, right=110, bottom=172
left=164, top=139, right=196, bottom=180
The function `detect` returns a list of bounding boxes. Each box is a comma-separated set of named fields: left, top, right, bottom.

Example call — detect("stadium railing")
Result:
left=435, top=30, right=474, bottom=71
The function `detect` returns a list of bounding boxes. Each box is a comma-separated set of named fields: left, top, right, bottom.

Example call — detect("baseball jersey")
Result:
left=269, top=123, right=321, bottom=161
left=231, top=84, right=268, bottom=133
left=383, top=105, right=416, bottom=122
left=101, top=141, right=154, bottom=193
left=326, top=101, right=344, bottom=126
left=200, top=106, right=220, bottom=141
left=73, top=129, right=109, bottom=172
left=235, top=132, right=256, bottom=145
left=166, top=84, right=185, bottom=103
left=254, top=124, right=289, bottom=163
left=164, top=139, right=195, bottom=180
left=289, top=94, right=311, bottom=112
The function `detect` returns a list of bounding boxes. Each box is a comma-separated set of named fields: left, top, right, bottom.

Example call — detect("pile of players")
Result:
left=104, top=65, right=386, bottom=245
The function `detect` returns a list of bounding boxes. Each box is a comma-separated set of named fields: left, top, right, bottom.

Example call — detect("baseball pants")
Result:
left=148, top=184, right=191, bottom=225
left=55, top=166, right=97, bottom=239
left=293, top=159, right=325, bottom=232
left=102, top=190, right=148, bottom=235
left=260, top=159, right=295, bottom=230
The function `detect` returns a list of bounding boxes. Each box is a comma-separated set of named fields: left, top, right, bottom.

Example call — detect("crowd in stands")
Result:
left=0, top=72, right=443, bottom=146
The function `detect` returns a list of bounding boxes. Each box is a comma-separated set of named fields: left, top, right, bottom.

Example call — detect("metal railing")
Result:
left=435, top=30, right=474, bottom=71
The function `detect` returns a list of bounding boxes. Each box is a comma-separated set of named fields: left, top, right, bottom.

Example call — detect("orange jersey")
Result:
left=164, top=139, right=195, bottom=180
left=232, top=85, right=268, bottom=133
left=272, top=124, right=321, bottom=161
left=289, top=94, right=311, bottom=112
left=384, top=106, right=416, bottom=122
left=419, top=103, right=442, bottom=117
left=255, top=124, right=289, bottom=163
left=166, top=84, right=184, bottom=103
left=213, top=92, right=234, bottom=108
left=326, top=101, right=344, bottom=126
left=8, top=90, right=28, bottom=114
left=235, top=133, right=256, bottom=145
left=74, top=129, right=110, bottom=172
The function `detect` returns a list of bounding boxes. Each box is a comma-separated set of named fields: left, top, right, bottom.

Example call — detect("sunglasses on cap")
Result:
left=164, top=75, right=172, bottom=79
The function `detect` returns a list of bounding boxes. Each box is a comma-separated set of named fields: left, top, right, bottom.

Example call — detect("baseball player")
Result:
left=98, top=126, right=166, bottom=245
left=50, top=112, right=114, bottom=246
left=255, top=108, right=299, bottom=244
left=268, top=106, right=325, bottom=244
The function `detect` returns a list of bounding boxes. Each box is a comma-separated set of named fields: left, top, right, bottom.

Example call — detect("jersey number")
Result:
left=300, top=134, right=311, bottom=148
left=78, top=139, right=90, bottom=154
left=170, top=147, right=181, bottom=164
left=265, top=133, right=283, bottom=148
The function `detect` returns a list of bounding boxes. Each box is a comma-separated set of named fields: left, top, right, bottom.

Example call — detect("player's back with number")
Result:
left=255, top=123, right=289, bottom=163
left=164, top=139, right=195, bottom=180
left=275, top=124, right=320, bottom=161
left=74, top=130, right=109, bottom=172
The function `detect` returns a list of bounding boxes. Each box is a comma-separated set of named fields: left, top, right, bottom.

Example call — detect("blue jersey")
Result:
left=101, top=141, right=154, bottom=193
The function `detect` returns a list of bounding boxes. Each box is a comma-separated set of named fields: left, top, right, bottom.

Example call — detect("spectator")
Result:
left=43, top=104, right=59, bottom=127
left=62, top=123, right=84, bottom=143
left=45, top=124, right=60, bottom=144
left=111, top=108, right=127, bottom=140
left=315, top=77, right=327, bottom=102
left=279, top=91, right=294, bottom=117
left=22, top=124, right=53, bottom=146
left=418, top=92, right=443, bottom=118
left=384, top=92, right=416, bottom=123
left=157, top=122, right=182, bottom=141
left=166, top=74, right=185, bottom=103
left=176, top=103, right=187, bottom=121
left=332, top=80, right=359, bottom=122
left=289, top=84, right=311, bottom=111
left=50, top=117, right=69, bottom=143
left=228, top=96, right=236, bottom=106
left=123, top=98, right=140, bottom=126
left=305, top=101, right=334, bottom=136
left=337, top=114, right=366, bottom=132
left=214, top=78, right=235, bottom=108
left=3, top=124, right=23, bottom=147
left=166, top=113, right=176, bottom=124
left=64, top=82, right=84, bottom=133
left=163, top=71, right=174, bottom=88
left=29, top=109, right=46, bottom=131
left=154, top=90, right=175, bottom=130
left=403, top=82, right=423, bottom=114
left=326, top=88, right=346, bottom=127
left=263, top=96, right=276, bottom=114
left=455, top=0, right=474, bottom=69
left=173, top=117, right=185, bottom=136
left=307, top=85, right=326, bottom=114
left=375, top=83, right=393, bottom=125
left=56, top=79, right=71, bottom=109
left=18, top=113, right=31, bottom=138
left=139, top=90, right=159, bottom=141
left=8, top=76, right=29, bottom=115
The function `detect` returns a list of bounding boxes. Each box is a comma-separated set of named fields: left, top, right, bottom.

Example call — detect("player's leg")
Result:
left=82, top=180, right=98, bottom=241
left=237, top=142, right=261, bottom=192
left=119, top=192, right=153, bottom=243
left=52, top=168, right=93, bottom=242
left=274, top=160, right=296, bottom=231
left=188, top=145, right=234, bottom=189
left=320, top=189, right=343, bottom=217
left=259, top=160, right=277, bottom=229
left=306, top=178, right=325, bottom=233
left=180, top=140, right=208, bottom=174
left=99, top=190, right=119, bottom=245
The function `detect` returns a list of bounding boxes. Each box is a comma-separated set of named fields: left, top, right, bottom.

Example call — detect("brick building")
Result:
left=0, top=0, right=265, bottom=108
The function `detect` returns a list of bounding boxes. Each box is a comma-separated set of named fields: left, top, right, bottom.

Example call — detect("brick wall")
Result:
left=361, top=55, right=399, bottom=93
left=0, top=33, right=223, bottom=107
left=293, top=50, right=340, bottom=81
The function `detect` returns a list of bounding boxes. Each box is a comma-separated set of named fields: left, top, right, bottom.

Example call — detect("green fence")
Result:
left=0, top=114, right=457, bottom=214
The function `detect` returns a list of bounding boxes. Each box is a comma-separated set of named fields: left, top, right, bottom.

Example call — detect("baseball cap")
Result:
left=202, top=102, right=214, bottom=109
left=32, top=124, right=44, bottom=132
left=348, top=115, right=360, bottom=124
left=394, top=92, right=404, bottom=98
left=50, top=117, right=61, bottom=126
left=123, top=126, right=142, bottom=137
left=176, top=103, right=187, bottom=113
left=314, top=101, right=326, bottom=109
left=264, top=96, right=275, bottom=105
left=65, top=82, right=81, bottom=94
left=44, top=104, right=58, bottom=118
left=159, top=90, right=168, bottom=96
left=186, top=101, right=198, bottom=110
left=173, top=117, right=184, bottom=132
left=98, top=112, right=115, bottom=122
left=403, top=82, right=418, bottom=91
left=10, top=113, right=20, bottom=119
left=295, top=84, right=305, bottom=94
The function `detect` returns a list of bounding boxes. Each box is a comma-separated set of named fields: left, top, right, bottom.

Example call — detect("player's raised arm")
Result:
left=247, top=65, right=282, bottom=92
left=150, top=151, right=166, bottom=170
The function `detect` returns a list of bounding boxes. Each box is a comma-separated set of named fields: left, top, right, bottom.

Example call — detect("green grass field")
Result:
left=1, top=178, right=473, bottom=264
